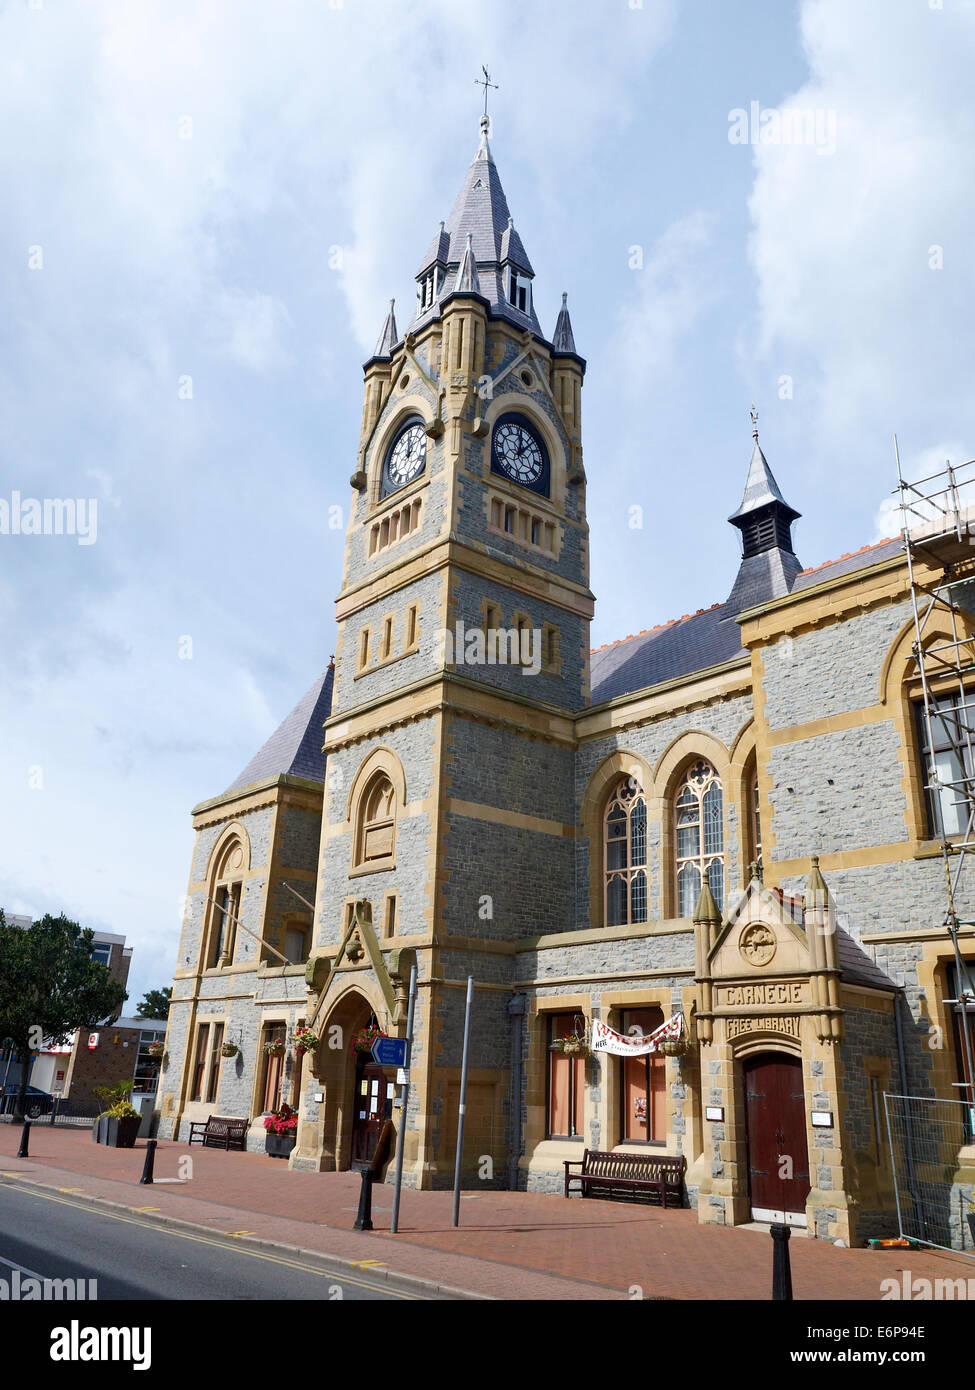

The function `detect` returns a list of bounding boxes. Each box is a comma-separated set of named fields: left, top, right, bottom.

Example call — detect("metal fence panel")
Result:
left=884, top=1092, right=975, bottom=1255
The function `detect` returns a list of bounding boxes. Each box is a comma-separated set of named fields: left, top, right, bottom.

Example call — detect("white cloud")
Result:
left=746, top=0, right=975, bottom=453
left=611, top=211, right=717, bottom=394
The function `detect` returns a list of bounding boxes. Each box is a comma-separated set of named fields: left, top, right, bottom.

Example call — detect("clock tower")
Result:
left=298, top=112, right=592, bottom=1186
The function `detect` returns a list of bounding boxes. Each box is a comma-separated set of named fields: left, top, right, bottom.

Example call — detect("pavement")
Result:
left=1, top=1121, right=972, bottom=1301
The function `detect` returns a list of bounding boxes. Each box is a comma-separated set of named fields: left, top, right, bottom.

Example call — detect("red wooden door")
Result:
left=350, top=1057, right=394, bottom=1165
left=744, top=1053, right=810, bottom=1217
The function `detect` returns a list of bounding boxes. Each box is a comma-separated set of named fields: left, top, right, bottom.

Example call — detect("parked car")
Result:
left=0, top=1085, right=55, bottom=1118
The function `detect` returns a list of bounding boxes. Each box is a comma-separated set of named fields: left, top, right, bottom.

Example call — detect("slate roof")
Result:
left=223, top=665, right=334, bottom=795
left=412, top=120, right=542, bottom=336
left=835, top=925, right=898, bottom=991
left=590, top=536, right=902, bottom=705
left=728, top=437, right=799, bottom=523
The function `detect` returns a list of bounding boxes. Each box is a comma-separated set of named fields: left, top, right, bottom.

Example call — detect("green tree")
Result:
left=135, top=987, right=171, bottom=1020
left=0, top=911, right=127, bottom=1118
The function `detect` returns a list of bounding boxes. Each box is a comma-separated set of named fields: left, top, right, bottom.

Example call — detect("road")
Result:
left=0, top=1180, right=428, bottom=1300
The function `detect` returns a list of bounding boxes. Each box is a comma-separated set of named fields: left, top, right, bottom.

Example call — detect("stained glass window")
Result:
left=675, top=761, right=725, bottom=917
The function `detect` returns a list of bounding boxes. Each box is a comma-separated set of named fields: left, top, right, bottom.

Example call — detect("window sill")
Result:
left=348, top=860, right=396, bottom=878
left=354, top=643, right=419, bottom=680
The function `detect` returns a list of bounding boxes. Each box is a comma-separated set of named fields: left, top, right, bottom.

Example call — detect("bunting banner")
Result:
left=590, top=1012, right=684, bottom=1057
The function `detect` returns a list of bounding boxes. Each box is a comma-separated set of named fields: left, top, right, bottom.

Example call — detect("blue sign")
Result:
left=371, top=1036, right=408, bottom=1067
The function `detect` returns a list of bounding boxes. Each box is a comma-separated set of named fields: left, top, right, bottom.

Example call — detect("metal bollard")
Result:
left=17, top=1120, right=30, bottom=1159
left=354, top=1168, right=374, bottom=1231
left=49, top=1096, right=58, bottom=1126
left=140, top=1138, right=157, bottom=1185
left=771, top=1222, right=793, bottom=1301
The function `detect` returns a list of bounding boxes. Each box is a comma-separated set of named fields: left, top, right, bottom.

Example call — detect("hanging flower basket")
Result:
left=220, top=1042, right=240, bottom=1059
left=659, top=1038, right=690, bottom=1057
left=351, top=1024, right=386, bottom=1055
left=550, top=1035, right=591, bottom=1058
left=263, top=1039, right=286, bottom=1058
left=145, top=1041, right=164, bottom=1058
left=292, top=1028, right=319, bottom=1055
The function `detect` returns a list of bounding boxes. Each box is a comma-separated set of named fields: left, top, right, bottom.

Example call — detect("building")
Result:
left=159, top=114, right=975, bottom=1248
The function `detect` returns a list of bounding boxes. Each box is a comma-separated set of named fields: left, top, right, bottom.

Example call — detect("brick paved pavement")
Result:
left=1, top=1123, right=970, bottom=1300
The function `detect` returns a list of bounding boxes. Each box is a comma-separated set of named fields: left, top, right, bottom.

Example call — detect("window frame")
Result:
left=546, top=1012, right=585, bottom=1141
left=674, top=760, right=725, bottom=918
left=603, top=776, right=649, bottom=928
left=617, top=1007, right=667, bottom=1146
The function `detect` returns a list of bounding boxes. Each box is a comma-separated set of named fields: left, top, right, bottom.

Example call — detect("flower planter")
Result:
left=93, top=1115, right=141, bottom=1148
left=352, top=1027, right=386, bottom=1055
left=265, top=1132, right=297, bottom=1159
left=220, top=1043, right=239, bottom=1059
left=264, top=1041, right=286, bottom=1057
left=146, top=1043, right=164, bottom=1058
left=660, top=1039, right=689, bottom=1058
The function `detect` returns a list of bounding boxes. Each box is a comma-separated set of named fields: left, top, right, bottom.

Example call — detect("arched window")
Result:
left=355, top=773, right=396, bottom=869
left=675, top=760, right=725, bottom=916
left=604, top=776, right=648, bottom=927
left=207, top=838, right=245, bottom=969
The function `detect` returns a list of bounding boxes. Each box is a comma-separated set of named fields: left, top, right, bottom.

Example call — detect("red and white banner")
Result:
left=590, top=1012, right=684, bottom=1056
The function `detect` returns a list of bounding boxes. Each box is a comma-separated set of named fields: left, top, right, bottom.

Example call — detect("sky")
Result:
left=2, top=0, right=974, bottom=1007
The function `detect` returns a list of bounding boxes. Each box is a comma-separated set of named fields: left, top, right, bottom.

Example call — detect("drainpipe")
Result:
left=893, top=986, right=927, bottom=1241
left=507, top=993, right=527, bottom=1191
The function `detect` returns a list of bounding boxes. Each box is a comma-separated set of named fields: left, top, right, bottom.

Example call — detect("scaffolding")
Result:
left=894, top=440, right=975, bottom=1121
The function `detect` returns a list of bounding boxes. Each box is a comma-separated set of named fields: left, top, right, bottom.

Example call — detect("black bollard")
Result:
left=354, top=1168, right=374, bottom=1231
left=771, top=1222, right=793, bottom=1301
left=17, top=1120, right=30, bottom=1159
left=140, top=1138, right=157, bottom=1185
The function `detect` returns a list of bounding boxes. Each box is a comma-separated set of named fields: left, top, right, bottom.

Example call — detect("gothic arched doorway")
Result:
left=316, top=989, right=388, bottom=1172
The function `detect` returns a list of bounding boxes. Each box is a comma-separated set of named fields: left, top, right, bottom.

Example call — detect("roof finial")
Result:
left=750, top=403, right=759, bottom=441
left=476, top=64, right=498, bottom=121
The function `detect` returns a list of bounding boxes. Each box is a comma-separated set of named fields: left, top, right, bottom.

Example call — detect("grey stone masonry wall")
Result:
left=839, top=1000, right=900, bottom=1242
left=515, top=926, right=694, bottom=984
left=760, top=600, right=912, bottom=731
left=315, top=717, right=438, bottom=951
left=442, top=810, right=575, bottom=941
left=448, top=567, right=588, bottom=711
left=332, top=570, right=446, bottom=714
left=766, top=721, right=908, bottom=859
left=445, top=715, right=575, bottom=826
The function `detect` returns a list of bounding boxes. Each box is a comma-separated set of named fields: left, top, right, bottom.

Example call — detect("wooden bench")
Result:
left=564, top=1149, right=685, bottom=1207
left=187, top=1115, right=248, bottom=1151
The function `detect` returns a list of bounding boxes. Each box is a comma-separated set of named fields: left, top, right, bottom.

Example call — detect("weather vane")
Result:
left=750, top=403, right=759, bottom=440
left=476, top=65, right=498, bottom=119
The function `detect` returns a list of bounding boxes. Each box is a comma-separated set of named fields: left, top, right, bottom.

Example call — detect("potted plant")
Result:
left=660, top=1038, right=690, bottom=1057
left=264, top=1102, right=299, bottom=1158
left=92, top=1080, right=141, bottom=1148
left=263, top=1038, right=286, bottom=1058
left=292, top=1028, right=319, bottom=1056
left=351, top=1023, right=386, bottom=1055
left=145, top=1040, right=164, bottom=1058
left=220, top=1041, right=240, bottom=1059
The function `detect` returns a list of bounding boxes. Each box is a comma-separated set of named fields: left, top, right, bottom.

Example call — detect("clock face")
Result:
left=384, top=422, right=426, bottom=493
left=492, top=420, right=545, bottom=487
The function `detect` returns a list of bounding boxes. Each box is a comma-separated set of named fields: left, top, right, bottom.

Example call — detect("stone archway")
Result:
left=304, top=988, right=377, bottom=1173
